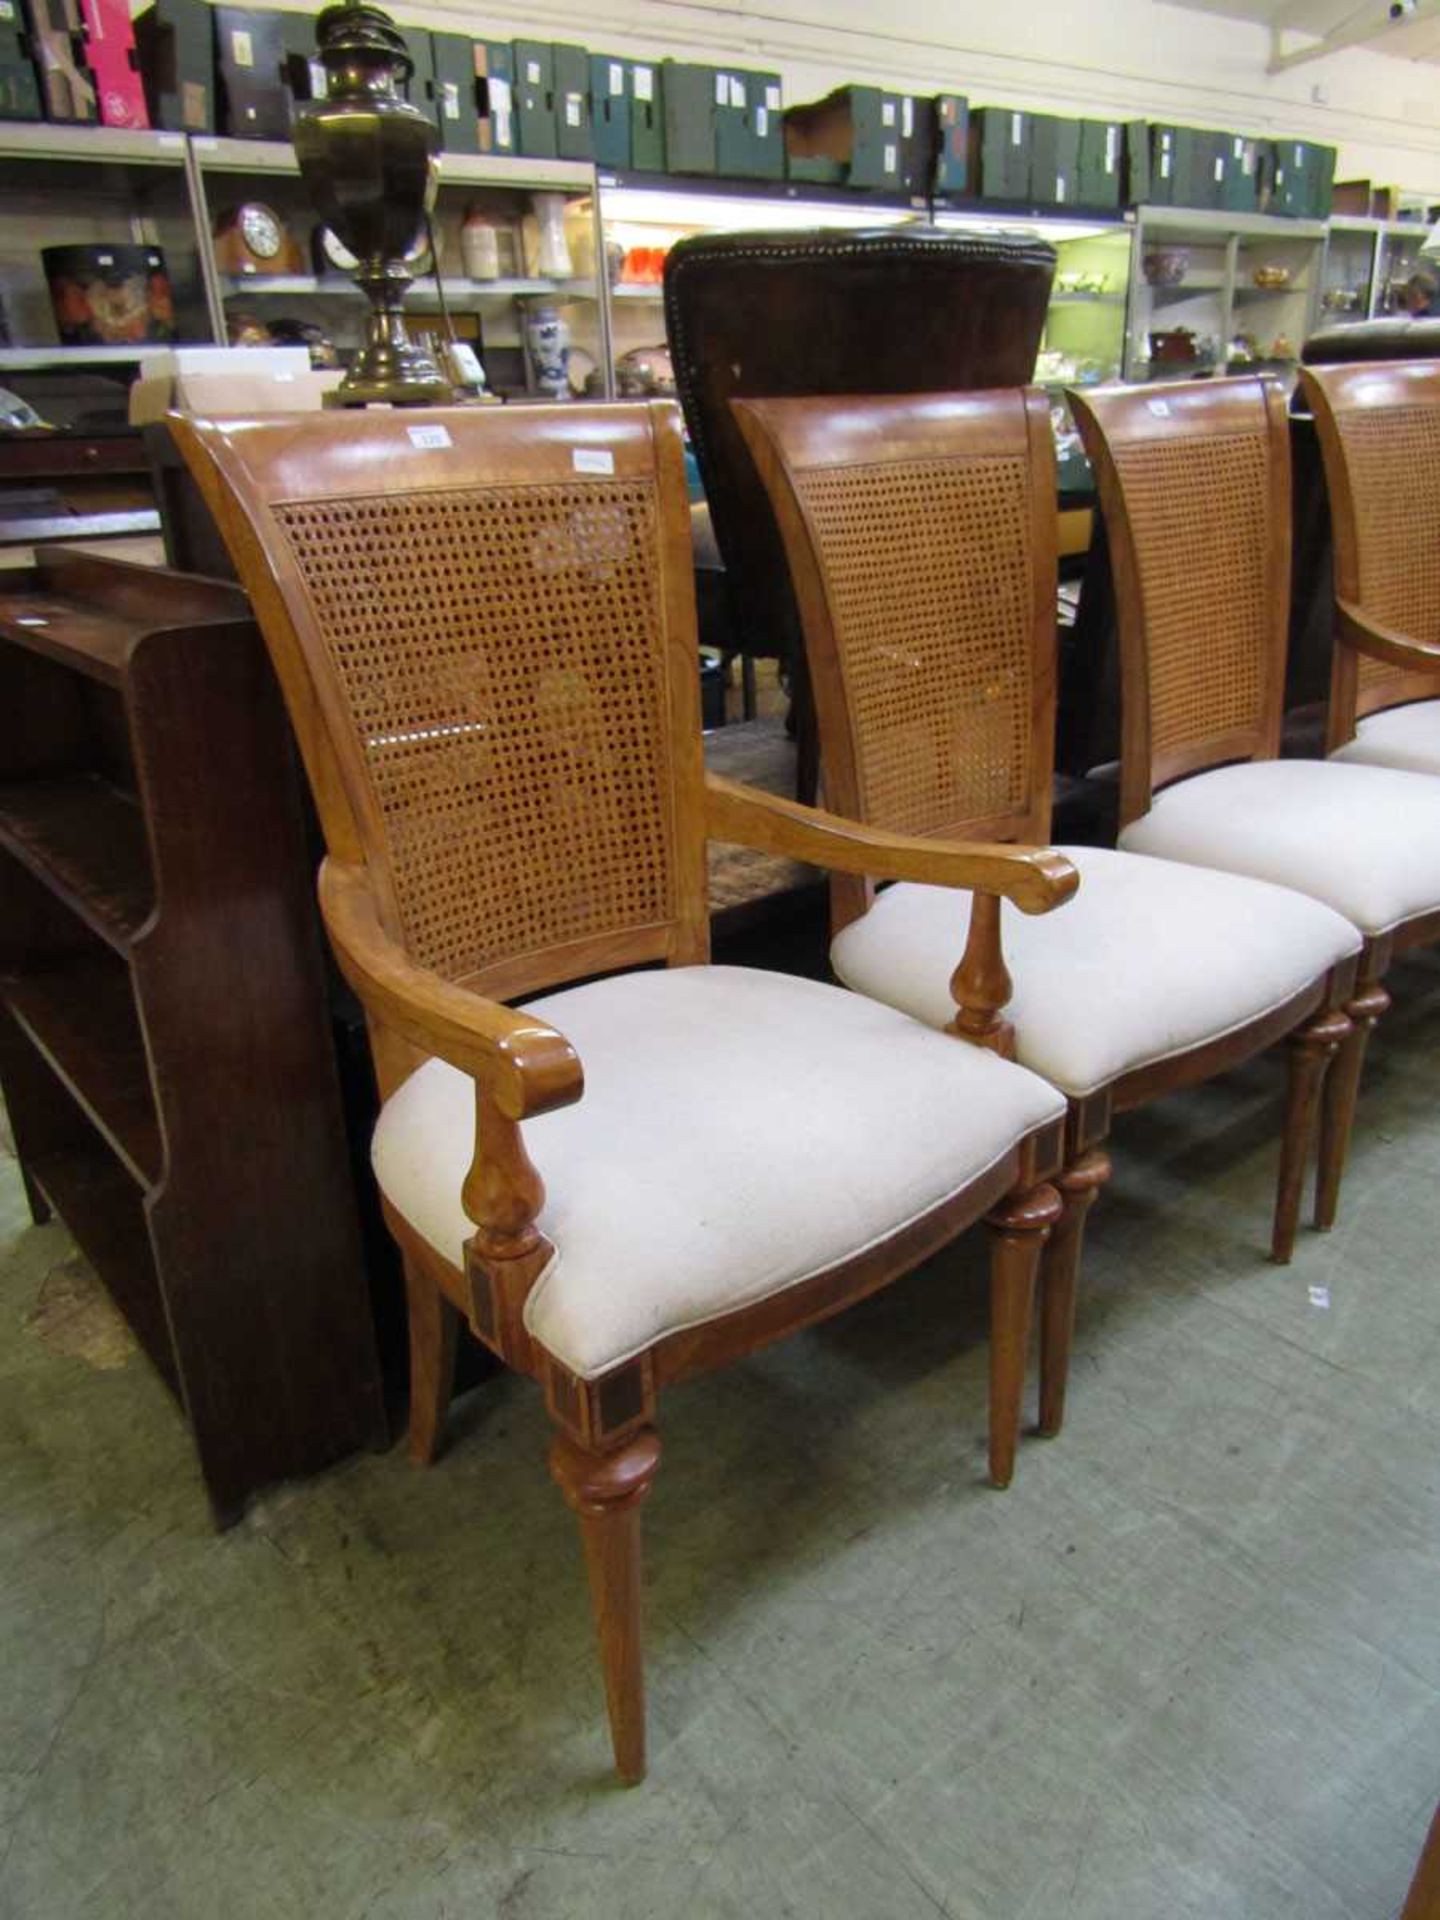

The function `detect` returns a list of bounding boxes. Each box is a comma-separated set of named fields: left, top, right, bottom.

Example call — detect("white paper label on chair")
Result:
left=573, top=448, right=615, bottom=475
left=1146, top=399, right=1171, bottom=417
left=407, top=424, right=453, bottom=450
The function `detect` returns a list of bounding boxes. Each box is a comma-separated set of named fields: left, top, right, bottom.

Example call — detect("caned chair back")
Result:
left=733, top=390, right=1057, bottom=923
left=1299, top=359, right=1440, bottom=737
left=170, top=402, right=710, bottom=1005
left=1070, top=376, right=1291, bottom=829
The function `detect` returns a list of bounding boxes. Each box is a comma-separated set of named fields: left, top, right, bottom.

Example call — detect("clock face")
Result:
left=239, top=203, right=283, bottom=261
left=318, top=226, right=358, bottom=274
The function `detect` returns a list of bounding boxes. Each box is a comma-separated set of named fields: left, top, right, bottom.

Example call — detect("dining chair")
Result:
left=733, top=389, right=1362, bottom=1450
left=170, top=398, right=1078, bottom=1784
left=1299, top=358, right=1440, bottom=772
left=1071, top=374, right=1440, bottom=1238
left=664, top=225, right=1057, bottom=792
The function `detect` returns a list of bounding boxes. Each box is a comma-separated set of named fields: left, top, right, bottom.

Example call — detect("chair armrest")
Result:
left=704, top=772, right=1078, bottom=915
left=1337, top=600, right=1440, bottom=677
left=318, top=859, right=583, bottom=1120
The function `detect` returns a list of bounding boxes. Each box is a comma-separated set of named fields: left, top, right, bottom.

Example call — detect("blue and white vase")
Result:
left=525, top=302, right=571, bottom=401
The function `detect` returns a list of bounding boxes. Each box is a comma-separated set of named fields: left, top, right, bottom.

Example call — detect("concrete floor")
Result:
left=3, top=958, right=1440, bottom=1919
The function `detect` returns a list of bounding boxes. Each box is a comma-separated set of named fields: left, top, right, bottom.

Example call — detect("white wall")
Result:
left=386, top=0, right=1440, bottom=192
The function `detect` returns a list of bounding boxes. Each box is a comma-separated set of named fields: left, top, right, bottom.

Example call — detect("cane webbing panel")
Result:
left=793, top=455, right=1034, bottom=834
left=1108, top=428, right=1271, bottom=760
left=273, top=481, right=676, bottom=983
left=1334, top=404, right=1440, bottom=697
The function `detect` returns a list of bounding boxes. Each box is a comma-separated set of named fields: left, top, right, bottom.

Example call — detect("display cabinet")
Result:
left=187, top=136, right=612, bottom=396
left=1123, top=204, right=1324, bottom=387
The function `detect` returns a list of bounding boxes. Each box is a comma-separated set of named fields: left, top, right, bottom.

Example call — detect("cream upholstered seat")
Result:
left=1299, top=361, right=1440, bottom=775
left=171, top=398, right=1080, bottom=1787
left=1328, top=702, right=1440, bottom=776
left=374, top=965, right=1063, bottom=1380
left=831, top=846, right=1359, bottom=1099
left=1119, top=758, right=1440, bottom=937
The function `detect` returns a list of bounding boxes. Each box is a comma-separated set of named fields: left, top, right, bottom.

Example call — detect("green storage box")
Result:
left=590, top=53, right=629, bottom=170
left=513, top=38, right=556, bottom=157
left=751, top=72, right=784, bottom=180
left=1077, top=119, right=1122, bottom=207
left=398, top=28, right=433, bottom=119
left=784, top=86, right=901, bottom=191
left=429, top=32, right=480, bottom=151
left=134, top=0, right=214, bottom=132
left=552, top=40, right=591, bottom=161
left=280, top=12, right=326, bottom=106
left=661, top=61, right=717, bottom=174
left=935, top=93, right=968, bottom=194
left=714, top=68, right=783, bottom=180
left=972, top=107, right=1031, bottom=200
left=629, top=58, right=663, bottom=169
left=1123, top=119, right=1150, bottom=204
left=474, top=39, right=514, bottom=156
left=0, top=52, right=40, bottom=118
left=899, top=93, right=937, bottom=197
left=1031, top=114, right=1081, bottom=207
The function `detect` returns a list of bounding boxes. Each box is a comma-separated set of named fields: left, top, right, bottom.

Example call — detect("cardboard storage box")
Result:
left=473, top=38, right=514, bottom=156
left=1030, top=114, right=1081, bottom=207
left=429, top=32, right=479, bottom=150
left=133, top=0, right=212, bottom=132
left=661, top=61, right=717, bottom=175
left=971, top=107, right=1031, bottom=200
left=935, top=93, right=968, bottom=194
left=1077, top=119, right=1122, bottom=207
left=714, top=68, right=783, bottom=180
left=129, top=346, right=340, bottom=424
left=629, top=58, right=662, bottom=169
left=214, top=5, right=289, bottom=139
left=589, top=53, right=629, bottom=170
left=552, top=40, right=591, bottom=161
left=512, top=38, right=556, bottom=157
left=784, top=86, right=903, bottom=192
left=79, top=0, right=147, bottom=127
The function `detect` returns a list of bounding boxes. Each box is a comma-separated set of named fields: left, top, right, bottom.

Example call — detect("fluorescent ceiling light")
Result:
left=600, top=187, right=1120, bottom=247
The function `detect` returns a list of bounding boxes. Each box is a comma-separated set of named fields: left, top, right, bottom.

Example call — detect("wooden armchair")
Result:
left=1071, top=374, right=1440, bottom=1240
left=733, top=389, right=1364, bottom=1449
left=1299, top=359, right=1440, bottom=772
left=170, top=399, right=1079, bottom=1785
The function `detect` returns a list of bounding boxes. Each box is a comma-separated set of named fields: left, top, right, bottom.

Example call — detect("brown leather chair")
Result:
left=664, top=226, right=1057, bottom=790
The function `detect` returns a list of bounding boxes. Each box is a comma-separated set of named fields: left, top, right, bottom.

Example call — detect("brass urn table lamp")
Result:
left=294, top=2, right=454, bottom=406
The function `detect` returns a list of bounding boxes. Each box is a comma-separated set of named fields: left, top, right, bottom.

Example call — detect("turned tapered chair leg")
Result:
left=405, top=1256, right=459, bottom=1466
left=1037, top=1147, right=1111, bottom=1440
left=1272, top=1009, right=1350, bottom=1264
left=986, top=1183, right=1061, bottom=1489
left=1314, top=976, right=1389, bottom=1232
left=550, top=1428, right=662, bottom=1785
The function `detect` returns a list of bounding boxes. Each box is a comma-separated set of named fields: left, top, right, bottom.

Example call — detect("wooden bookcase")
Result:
left=0, top=548, right=385, bottom=1524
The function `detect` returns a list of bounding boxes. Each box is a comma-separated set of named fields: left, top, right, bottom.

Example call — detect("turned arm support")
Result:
left=319, top=859, right=582, bottom=1120
left=1337, top=601, right=1440, bottom=677
left=704, top=773, right=1079, bottom=915
left=706, top=773, right=1079, bottom=1058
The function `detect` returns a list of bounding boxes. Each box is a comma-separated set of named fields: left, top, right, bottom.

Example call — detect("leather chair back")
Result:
left=664, top=227, right=1057, bottom=674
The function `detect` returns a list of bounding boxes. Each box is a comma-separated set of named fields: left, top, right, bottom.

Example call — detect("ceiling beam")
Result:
left=1268, top=0, right=1440, bottom=71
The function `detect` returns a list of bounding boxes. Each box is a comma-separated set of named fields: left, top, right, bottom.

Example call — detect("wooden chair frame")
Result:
left=170, top=399, right=1077, bottom=1784
left=1299, top=359, right=1440, bottom=754
left=734, top=386, right=1359, bottom=1448
left=1071, top=373, right=1440, bottom=1240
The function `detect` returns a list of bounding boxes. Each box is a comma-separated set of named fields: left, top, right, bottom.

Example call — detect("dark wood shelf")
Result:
left=26, top=1135, right=177, bottom=1395
left=0, top=775, right=154, bottom=950
left=0, top=549, right=385, bottom=1527
left=5, top=953, right=161, bottom=1187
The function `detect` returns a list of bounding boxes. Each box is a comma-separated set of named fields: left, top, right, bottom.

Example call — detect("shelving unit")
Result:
left=1123, top=204, right=1325, bottom=386
left=0, top=549, right=385, bottom=1525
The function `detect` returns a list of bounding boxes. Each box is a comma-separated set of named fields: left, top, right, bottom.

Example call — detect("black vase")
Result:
left=294, top=3, right=452, bottom=406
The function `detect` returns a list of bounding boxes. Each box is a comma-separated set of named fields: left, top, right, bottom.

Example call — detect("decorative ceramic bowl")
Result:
left=1143, top=249, right=1189, bottom=287
left=1252, top=264, right=1292, bottom=289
